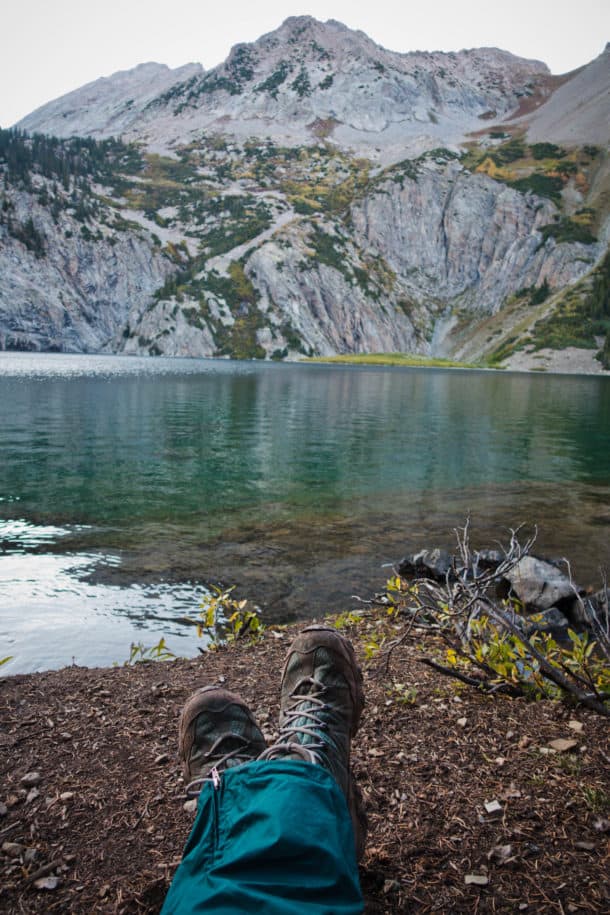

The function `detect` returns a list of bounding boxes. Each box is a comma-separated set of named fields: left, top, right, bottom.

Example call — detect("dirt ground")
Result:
left=502, top=346, right=609, bottom=376
left=1, top=617, right=609, bottom=914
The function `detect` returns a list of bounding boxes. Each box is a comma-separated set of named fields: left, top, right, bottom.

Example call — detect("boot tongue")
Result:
left=294, top=676, right=323, bottom=697
left=193, top=734, right=251, bottom=771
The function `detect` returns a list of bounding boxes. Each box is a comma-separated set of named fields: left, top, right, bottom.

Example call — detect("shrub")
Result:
left=508, top=173, right=564, bottom=202
left=196, top=586, right=265, bottom=648
left=255, top=61, right=291, bottom=97
left=529, top=142, right=566, bottom=160
left=539, top=218, right=597, bottom=246
left=490, top=138, right=526, bottom=165
left=371, top=524, right=610, bottom=718
left=530, top=279, right=551, bottom=305
left=291, top=68, right=312, bottom=98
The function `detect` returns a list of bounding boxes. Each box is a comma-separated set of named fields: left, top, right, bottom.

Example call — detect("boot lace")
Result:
left=259, top=677, right=329, bottom=763
left=185, top=734, right=258, bottom=797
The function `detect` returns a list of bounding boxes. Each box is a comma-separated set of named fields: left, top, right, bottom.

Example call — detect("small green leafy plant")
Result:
left=445, top=616, right=610, bottom=702
left=332, top=611, right=364, bottom=630
left=389, top=681, right=418, bottom=705
left=124, top=638, right=177, bottom=665
left=197, top=585, right=265, bottom=648
left=582, top=786, right=610, bottom=814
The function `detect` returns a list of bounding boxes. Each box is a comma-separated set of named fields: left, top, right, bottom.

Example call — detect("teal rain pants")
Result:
left=161, top=759, right=364, bottom=914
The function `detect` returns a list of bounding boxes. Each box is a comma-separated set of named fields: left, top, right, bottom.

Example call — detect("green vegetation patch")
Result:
left=527, top=251, right=610, bottom=357
left=539, top=217, right=597, bottom=246
left=507, top=173, right=564, bottom=203
left=306, top=353, right=482, bottom=369
left=0, top=127, right=143, bottom=229
left=291, top=68, right=312, bottom=98
left=255, top=61, right=292, bottom=98
left=461, top=139, right=600, bottom=207
left=529, top=142, right=566, bottom=160
left=308, top=224, right=351, bottom=278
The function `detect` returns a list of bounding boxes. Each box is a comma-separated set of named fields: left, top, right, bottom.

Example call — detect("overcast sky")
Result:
left=2, top=0, right=608, bottom=128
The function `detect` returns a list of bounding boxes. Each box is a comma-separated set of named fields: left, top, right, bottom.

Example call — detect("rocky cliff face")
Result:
left=2, top=17, right=609, bottom=367
left=116, top=154, right=601, bottom=360
left=0, top=186, right=172, bottom=352
left=350, top=158, right=595, bottom=309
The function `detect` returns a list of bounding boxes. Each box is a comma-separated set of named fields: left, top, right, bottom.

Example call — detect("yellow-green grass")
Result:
left=304, top=352, right=485, bottom=369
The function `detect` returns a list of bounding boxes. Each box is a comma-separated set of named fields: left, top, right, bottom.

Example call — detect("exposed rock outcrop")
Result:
left=0, top=189, right=172, bottom=352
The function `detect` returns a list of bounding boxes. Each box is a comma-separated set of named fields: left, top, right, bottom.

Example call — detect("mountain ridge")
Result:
left=17, top=16, right=558, bottom=163
left=2, top=17, right=609, bottom=370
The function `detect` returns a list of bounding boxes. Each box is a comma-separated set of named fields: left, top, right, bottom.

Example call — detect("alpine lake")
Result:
left=1, top=352, right=609, bottom=675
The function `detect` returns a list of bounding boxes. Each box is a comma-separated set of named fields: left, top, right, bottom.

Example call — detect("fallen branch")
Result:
left=417, top=657, right=521, bottom=695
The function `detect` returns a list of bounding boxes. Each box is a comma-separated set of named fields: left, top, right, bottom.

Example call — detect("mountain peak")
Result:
left=16, top=17, right=600, bottom=158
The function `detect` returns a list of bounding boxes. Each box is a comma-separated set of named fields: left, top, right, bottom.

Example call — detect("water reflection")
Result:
left=1, top=353, right=609, bottom=673
left=0, top=549, right=205, bottom=674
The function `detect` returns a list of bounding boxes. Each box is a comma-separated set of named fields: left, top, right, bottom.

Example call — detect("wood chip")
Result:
left=465, top=873, right=489, bottom=885
left=487, top=843, right=513, bottom=863
left=33, top=876, right=59, bottom=891
left=548, top=738, right=578, bottom=752
left=484, top=800, right=503, bottom=815
left=2, top=841, right=25, bottom=856
left=20, top=772, right=41, bottom=787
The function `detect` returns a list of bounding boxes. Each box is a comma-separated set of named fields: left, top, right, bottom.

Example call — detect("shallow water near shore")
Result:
left=1, top=352, right=609, bottom=674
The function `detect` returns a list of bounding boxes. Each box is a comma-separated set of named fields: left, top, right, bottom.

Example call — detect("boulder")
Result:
left=473, top=549, right=506, bottom=571
left=504, top=556, right=581, bottom=612
left=525, top=607, right=572, bottom=644
left=589, top=587, right=609, bottom=624
left=398, top=549, right=456, bottom=582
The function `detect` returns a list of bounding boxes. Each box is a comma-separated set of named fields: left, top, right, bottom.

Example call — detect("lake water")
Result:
left=1, top=352, right=609, bottom=674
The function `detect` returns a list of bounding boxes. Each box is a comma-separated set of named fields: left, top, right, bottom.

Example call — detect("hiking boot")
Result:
left=260, top=625, right=367, bottom=858
left=179, top=685, right=267, bottom=797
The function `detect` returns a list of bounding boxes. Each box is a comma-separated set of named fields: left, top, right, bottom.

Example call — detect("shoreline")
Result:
left=304, top=350, right=610, bottom=376
left=2, top=348, right=609, bottom=377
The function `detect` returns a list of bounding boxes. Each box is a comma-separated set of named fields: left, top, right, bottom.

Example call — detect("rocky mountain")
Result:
left=2, top=18, right=609, bottom=369
left=520, top=43, right=610, bottom=147
left=19, top=17, right=554, bottom=164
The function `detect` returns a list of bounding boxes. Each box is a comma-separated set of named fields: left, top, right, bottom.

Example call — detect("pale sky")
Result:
left=1, top=0, right=608, bottom=128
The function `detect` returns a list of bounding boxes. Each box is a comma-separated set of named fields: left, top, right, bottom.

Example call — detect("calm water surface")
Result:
left=1, top=352, right=609, bottom=673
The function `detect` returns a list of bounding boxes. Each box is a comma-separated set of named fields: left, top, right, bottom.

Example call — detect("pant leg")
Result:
left=161, top=759, right=364, bottom=915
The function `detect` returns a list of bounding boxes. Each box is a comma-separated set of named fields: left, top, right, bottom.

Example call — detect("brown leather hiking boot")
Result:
left=179, top=686, right=267, bottom=797
left=260, top=625, right=367, bottom=859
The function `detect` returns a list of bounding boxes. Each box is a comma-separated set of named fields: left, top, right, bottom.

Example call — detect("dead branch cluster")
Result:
left=375, top=522, right=610, bottom=719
